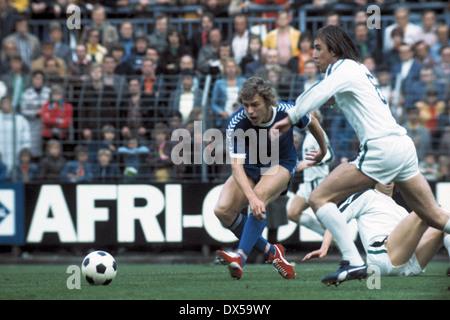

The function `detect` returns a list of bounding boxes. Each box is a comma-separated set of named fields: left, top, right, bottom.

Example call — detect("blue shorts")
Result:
left=244, top=160, right=297, bottom=195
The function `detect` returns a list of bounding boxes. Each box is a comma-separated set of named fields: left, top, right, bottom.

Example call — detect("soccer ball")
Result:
left=81, top=250, right=117, bottom=285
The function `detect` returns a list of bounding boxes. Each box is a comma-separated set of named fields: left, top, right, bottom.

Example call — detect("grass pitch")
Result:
left=0, top=261, right=449, bottom=301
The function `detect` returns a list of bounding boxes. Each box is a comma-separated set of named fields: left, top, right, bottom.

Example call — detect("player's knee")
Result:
left=308, top=192, right=324, bottom=212
left=214, top=203, right=231, bottom=225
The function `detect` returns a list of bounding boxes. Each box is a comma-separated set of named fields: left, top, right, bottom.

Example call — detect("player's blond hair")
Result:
left=237, top=76, right=278, bottom=109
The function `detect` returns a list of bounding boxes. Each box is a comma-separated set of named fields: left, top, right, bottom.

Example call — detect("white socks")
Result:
left=316, top=202, right=365, bottom=266
left=444, top=234, right=450, bottom=260
left=443, top=218, right=450, bottom=234
left=299, top=214, right=325, bottom=236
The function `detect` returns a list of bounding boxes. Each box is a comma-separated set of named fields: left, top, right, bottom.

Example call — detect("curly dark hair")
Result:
left=237, top=76, right=278, bottom=108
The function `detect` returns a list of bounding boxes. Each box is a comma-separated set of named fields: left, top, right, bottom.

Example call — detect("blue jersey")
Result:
left=227, top=101, right=311, bottom=179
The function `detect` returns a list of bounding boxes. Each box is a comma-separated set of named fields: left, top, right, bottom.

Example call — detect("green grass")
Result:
left=0, top=262, right=449, bottom=300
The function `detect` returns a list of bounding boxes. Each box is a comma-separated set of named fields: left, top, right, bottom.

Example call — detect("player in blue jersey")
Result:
left=214, top=76, right=329, bottom=279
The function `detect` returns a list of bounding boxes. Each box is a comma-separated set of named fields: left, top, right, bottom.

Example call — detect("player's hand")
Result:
left=304, top=149, right=325, bottom=166
left=270, top=117, right=292, bottom=140
left=302, top=248, right=327, bottom=262
left=249, top=196, right=266, bottom=221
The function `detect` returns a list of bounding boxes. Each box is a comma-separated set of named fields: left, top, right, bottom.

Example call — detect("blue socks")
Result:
left=229, top=212, right=275, bottom=265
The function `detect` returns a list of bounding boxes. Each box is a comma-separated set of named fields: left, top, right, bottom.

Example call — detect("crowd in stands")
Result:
left=0, top=0, right=449, bottom=184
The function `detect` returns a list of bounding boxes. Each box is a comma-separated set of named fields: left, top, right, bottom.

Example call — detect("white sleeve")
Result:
left=287, top=61, right=351, bottom=124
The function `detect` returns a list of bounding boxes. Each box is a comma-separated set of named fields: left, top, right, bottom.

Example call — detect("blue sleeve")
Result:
left=295, top=112, right=311, bottom=129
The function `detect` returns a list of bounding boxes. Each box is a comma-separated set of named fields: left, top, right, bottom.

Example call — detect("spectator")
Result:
left=102, top=54, right=125, bottom=93
left=60, top=144, right=93, bottom=183
left=296, top=59, right=322, bottom=97
left=199, top=0, right=229, bottom=19
left=92, top=148, right=120, bottom=183
left=14, top=147, right=39, bottom=183
left=31, top=41, right=67, bottom=77
left=253, top=49, right=293, bottom=84
left=20, top=70, right=50, bottom=159
left=208, top=40, right=233, bottom=76
left=391, top=42, right=423, bottom=103
left=148, top=13, right=170, bottom=55
left=159, top=27, right=192, bottom=77
left=42, top=57, right=64, bottom=86
left=38, top=139, right=66, bottom=183
left=325, top=10, right=340, bottom=26
left=126, top=33, right=149, bottom=73
left=139, top=58, right=165, bottom=100
left=81, top=4, right=118, bottom=50
left=119, top=76, right=163, bottom=144
left=41, top=84, right=73, bottom=147
left=287, top=30, right=313, bottom=76
left=97, top=124, right=118, bottom=156
left=144, top=46, right=163, bottom=75
left=178, top=53, right=200, bottom=87
left=68, top=43, right=92, bottom=84
left=383, top=27, right=404, bottom=70
left=109, top=42, right=133, bottom=76
left=169, top=68, right=203, bottom=125
left=118, top=20, right=135, bottom=61
left=430, top=24, right=450, bottom=63
left=352, top=22, right=378, bottom=63
left=0, top=54, right=29, bottom=110
left=434, top=45, right=450, bottom=91
left=117, top=136, right=149, bottom=182
left=210, top=58, right=246, bottom=128
left=48, top=22, right=72, bottom=67
left=2, top=15, right=40, bottom=68
left=189, top=11, right=215, bottom=59
left=363, top=55, right=377, bottom=75
left=78, top=63, right=118, bottom=141
left=0, top=40, right=20, bottom=75
left=413, top=40, right=438, bottom=68
left=267, top=65, right=290, bottom=101
left=0, top=95, right=31, bottom=177
left=416, top=88, right=445, bottom=139
left=405, top=66, right=446, bottom=110
left=383, top=7, right=421, bottom=52
left=415, top=10, right=437, bottom=48
left=0, top=0, right=17, bottom=45
left=147, top=122, right=174, bottom=182
left=197, top=27, right=222, bottom=74
left=240, top=34, right=263, bottom=78
left=402, top=107, right=431, bottom=162
left=261, top=9, right=300, bottom=67
left=419, top=153, right=439, bottom=182
left=229, top=13, right=250, bottom=66
left=85, top=28, right=107, bottom=64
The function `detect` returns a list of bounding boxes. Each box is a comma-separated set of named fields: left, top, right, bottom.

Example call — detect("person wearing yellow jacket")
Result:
left=261, top=9, right=301, bottom=67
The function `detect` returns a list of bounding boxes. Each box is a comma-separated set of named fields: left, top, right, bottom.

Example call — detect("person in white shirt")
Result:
left=271, top=25, right=450, bottom=286
left=287, top=110, right=332, bottom=237
left=383, top=7, right=422, bottom=52
left=304, top=182, right=450, bottom=279
left=230, top=13, right=250, bottom=66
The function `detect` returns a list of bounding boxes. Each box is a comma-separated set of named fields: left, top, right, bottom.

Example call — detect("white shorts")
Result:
left=366, top=238, right=425, bottom=277
left=350, top=135, right=420, bottom=185
left=296, top=177, right=325, bottom=203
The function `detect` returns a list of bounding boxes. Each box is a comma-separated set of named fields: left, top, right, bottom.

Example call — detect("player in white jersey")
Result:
left=303, top=183, right=450, bottom=280
left=287, top=110, right=333, bottom=236
left=271, top=25, right=450, bottom=285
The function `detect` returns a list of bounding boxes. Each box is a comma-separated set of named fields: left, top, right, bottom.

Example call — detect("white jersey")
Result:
left=339, top=188, right=409, bottom=254
left=302, top=129, right=332, bottom=182
left=288, top=59, right=406, bottom=145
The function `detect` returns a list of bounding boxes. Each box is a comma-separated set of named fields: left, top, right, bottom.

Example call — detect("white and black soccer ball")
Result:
left=81, top=250, right=117, bottom=285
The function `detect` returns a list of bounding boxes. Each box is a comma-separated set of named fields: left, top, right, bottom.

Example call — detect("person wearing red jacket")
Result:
left=41, top=84, right=73, bottom=150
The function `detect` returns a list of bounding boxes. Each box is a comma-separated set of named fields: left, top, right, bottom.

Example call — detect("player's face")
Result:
left=242, top=94, right=273, bottom=126
left=313, top=38, right=338, bottom=73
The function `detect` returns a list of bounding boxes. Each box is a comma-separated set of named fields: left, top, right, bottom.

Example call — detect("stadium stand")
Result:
left=0, top=1, right=449, bottom=184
